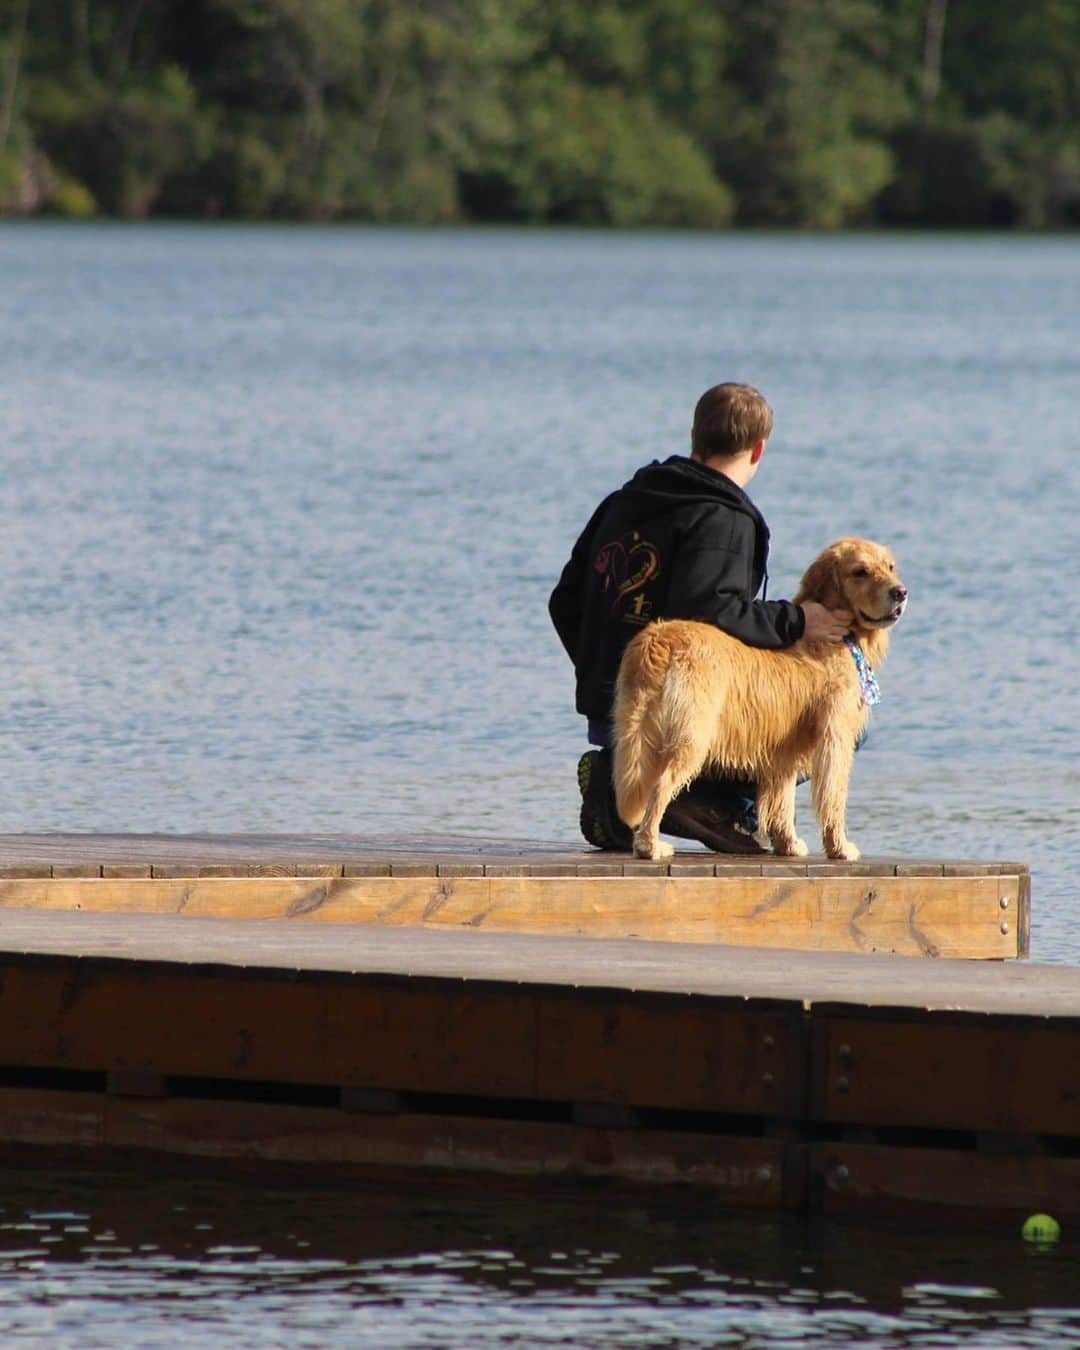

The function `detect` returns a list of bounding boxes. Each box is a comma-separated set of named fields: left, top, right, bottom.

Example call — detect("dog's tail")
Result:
left=612, top=624, right=673, bottom=828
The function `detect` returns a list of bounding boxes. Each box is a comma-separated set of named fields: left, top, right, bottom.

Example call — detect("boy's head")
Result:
left=690, top=383, right=773, bottom=464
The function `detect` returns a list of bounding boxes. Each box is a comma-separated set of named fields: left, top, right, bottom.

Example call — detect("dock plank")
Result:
left=0, top=873, right=1019, bottom=958
left=814, top=1014, right=1080, bottom=1134
left=814, top=1143, right=1080, bottom=1222
left=0, top=910, right=1073, bottom=1018
left=0, top=833, right=1027, bottom=879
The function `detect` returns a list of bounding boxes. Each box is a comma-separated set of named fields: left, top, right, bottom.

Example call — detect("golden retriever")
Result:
left=613, top=538, right=907, bottom=861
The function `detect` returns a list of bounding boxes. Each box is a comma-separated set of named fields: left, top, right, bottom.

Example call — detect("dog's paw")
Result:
left=634, top=837, right=674, bottom=861
left=772, top=836, right=809, bottom=858
left=827, top=840, right=861, bottom=862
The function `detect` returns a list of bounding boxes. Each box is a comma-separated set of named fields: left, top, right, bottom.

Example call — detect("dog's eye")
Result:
left=851, top=566, right=868, bottom=578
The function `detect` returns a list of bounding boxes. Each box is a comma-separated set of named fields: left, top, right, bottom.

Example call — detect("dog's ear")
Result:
left=794, top=548, right=843, bottom=608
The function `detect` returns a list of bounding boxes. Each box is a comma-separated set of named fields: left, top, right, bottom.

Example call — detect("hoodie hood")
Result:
left=620, top=455, right=768, bottom=535
left=621, top=455, right=771, bottom=551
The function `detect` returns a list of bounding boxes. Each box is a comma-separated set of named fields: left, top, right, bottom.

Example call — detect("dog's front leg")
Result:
left=812, top=734, right=860, bottom=861
left=757, top=774, right=807, bottom=857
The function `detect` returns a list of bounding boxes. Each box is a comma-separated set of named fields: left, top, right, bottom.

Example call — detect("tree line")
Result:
left=1, top=0, right=1077, bottom=228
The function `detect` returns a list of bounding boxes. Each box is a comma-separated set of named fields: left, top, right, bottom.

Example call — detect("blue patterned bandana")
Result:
left=845, top=637, right=881, bottom=706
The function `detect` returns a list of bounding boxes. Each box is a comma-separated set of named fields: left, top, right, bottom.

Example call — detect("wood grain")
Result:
left=0, top=832, right=1029, bottom=879
left=814, top=1014, right=1080, bottom=1135
left=0, top=963, right=797, bottom=1116
left=0, top=872, right=1022, bottom=958
left=0, top=910, right=1072, bottom=1016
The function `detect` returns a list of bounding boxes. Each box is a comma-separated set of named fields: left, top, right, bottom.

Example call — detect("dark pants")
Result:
left=587, top=718, right=759, bottom=834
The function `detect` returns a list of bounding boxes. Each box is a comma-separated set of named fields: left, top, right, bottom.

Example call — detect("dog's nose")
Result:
left=891, top=585, right=908, bottom=602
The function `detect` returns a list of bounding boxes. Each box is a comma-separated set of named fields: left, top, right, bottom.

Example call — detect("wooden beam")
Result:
left=0, top=872, right=1023, bottom=958
left=0, top=963, right=802, bottom=1117
left=813, top=1013, right=1080, bottom=1135
left=0, top=912, right=1072, bottom=1014
left=814, top=1141, right=1080, bottom=1222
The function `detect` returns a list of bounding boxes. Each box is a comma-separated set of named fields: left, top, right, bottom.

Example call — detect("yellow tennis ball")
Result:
left=1021, top=1213, right=1061, bottom=1243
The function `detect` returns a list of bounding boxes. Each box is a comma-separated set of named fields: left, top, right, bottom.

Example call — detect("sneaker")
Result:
left=577, top=749, right=633, bottom=851
left=660, top=792, right=766, bottom=854
left=681, top=775, right=759, bottom=836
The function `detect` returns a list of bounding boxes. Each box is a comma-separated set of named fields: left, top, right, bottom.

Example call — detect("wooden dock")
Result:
left=0, top=835, right=1071, bottom=1225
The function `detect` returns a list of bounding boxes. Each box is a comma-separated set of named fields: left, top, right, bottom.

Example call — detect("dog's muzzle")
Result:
left=858, top=593, right=908, bottom=627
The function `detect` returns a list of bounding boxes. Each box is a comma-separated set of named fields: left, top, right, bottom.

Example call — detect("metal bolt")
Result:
left=837, top=1075, right=850, bottom=1092
left=761, top=1072, right=774, bottom=1088
left=838, top=1043, right=852, bottom=1061
left=833, top=1164, right=850, bottom=1186
left=755, top=1166, right=773, bottom=1185
left=1000, top=921, right=1009, bottom=935
left=999, top=896, right=1010, bottom=909
left=762, top=1034, right=775, bottom=1050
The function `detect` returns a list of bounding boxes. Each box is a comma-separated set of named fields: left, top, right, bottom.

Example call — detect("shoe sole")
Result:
left=577, top=751, right=595, bottom=799
left=577, top=750, right=632, bottom=851
left=578, top=752, right=607, bottom=848
left=580, top=807, right=612, bottom=850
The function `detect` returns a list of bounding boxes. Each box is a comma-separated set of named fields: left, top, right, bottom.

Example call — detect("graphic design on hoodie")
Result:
left=594, top=530, right=660, bottom=623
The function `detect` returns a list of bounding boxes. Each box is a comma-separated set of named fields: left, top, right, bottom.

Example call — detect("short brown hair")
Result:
left=691, top=383, right=773, bottom=460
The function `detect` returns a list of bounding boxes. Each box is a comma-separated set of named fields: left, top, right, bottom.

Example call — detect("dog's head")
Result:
left=794, top=538, right=908, bottom=636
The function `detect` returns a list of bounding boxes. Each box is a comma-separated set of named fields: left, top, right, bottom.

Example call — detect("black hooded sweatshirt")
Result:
left=549, top=455, right=805, bottom=722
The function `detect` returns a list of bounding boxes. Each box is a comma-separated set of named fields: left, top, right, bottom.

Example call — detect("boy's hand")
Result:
left=801, top=602, right=853, bottom=644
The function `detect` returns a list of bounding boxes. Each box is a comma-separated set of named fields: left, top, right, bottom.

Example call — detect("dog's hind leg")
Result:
left=632, top=744, right=702, bottom=860
left=757, top=772, right=807, bottom=857
left=812, top=734, right=860, bottom=860
left=612, top=629, right=668, bottom=829
left=613, top=704, right=656, bottom=830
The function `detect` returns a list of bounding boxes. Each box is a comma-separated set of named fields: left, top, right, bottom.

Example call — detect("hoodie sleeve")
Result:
left=548, top=494, right=612, bottom=662
left=670, top=511, right=805, bottom=648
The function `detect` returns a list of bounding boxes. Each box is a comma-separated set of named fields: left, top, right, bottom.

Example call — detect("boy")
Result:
left=549, top=383, right=851, bottom=851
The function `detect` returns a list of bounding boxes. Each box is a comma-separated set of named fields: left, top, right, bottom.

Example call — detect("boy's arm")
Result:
left=549, top=547, right=585, bottom=660
left=548, top=495, right=612, bottom=661
left=673, top=520, right=805, bottom=648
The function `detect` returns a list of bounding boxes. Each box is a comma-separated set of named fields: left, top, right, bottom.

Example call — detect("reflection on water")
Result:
left=0, top=1163, right=1076, bottom=1348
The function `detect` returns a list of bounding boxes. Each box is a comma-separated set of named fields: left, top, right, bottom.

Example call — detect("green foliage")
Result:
left=466, top=63, right=732, bottom=225
left=0, top=149, right=19, bottom=195
left=49, top=176, right=97, bottom=217
left=1, top=0, right=1077, bottom=227
left=31, top=66, right=211, bottom=216
left=710, top=0, right=909, bottom=226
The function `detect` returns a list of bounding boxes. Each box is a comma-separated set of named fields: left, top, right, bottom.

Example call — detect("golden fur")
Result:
left=613, top=538, right=907, bottom=861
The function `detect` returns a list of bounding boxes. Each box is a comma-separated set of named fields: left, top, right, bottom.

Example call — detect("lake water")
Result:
left=1, top=1163, right=1079, bottom=1349
left=1, top=224, right=1078, bottom=1343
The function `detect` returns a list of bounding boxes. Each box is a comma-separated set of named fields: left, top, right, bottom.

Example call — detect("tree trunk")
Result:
left=920, top=0, right=948, bottom=125
left=111, top=0, right=146, bottom=79
left=73, top=0, right=91, bottom=72
left=0, top=0, right=32, bottom=153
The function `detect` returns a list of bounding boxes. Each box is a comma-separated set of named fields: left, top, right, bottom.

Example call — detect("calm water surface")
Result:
left=1, top=225, right=1078, bottom=1344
